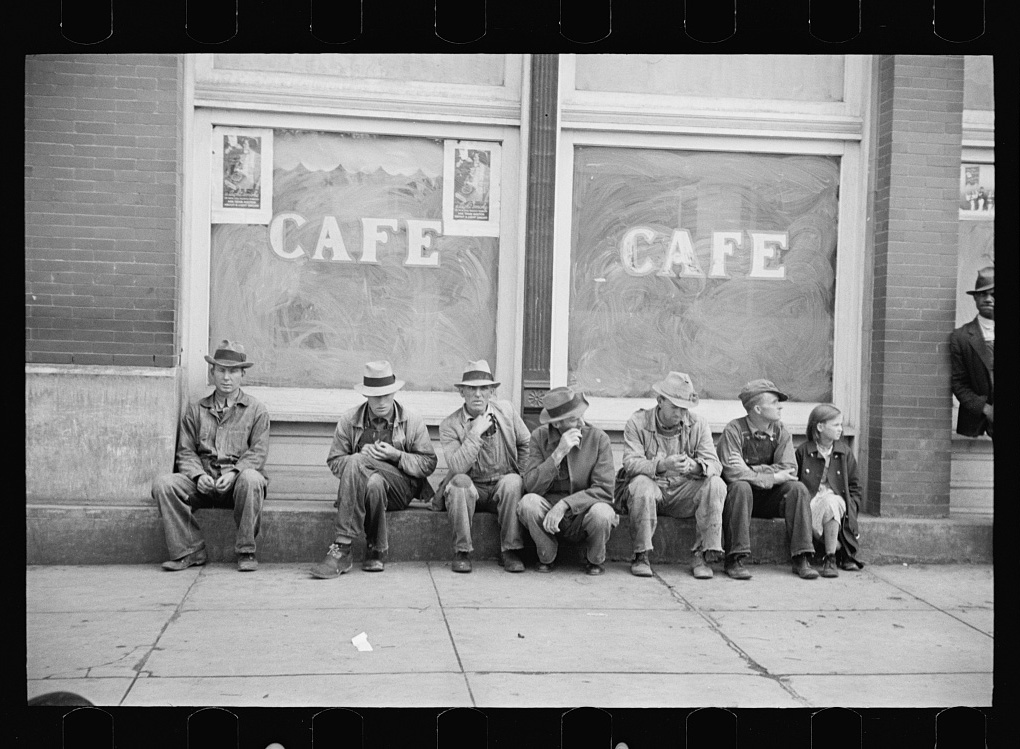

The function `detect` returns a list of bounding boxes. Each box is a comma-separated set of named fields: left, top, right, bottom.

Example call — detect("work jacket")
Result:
left=326, top=399, right=437, bottom=500
left=523, top=422, right=615, bottom=515
left=176, top=389, right=270, bottom=480
left=433, top=398, right=531, bottom=505
left=950, top=317, right=993, bottom=437
left=794, top=439, right=863, bottom=566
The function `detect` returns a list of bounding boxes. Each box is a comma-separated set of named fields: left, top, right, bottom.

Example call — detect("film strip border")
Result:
left=19, top=705, right=992, bottom=747
left=46, top=1, right=991, bottom=46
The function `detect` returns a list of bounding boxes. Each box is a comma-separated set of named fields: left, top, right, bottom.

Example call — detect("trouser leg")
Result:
left=659, top=476, right=726, bottom=553
left=231, top=469, right=266, bottom=555
left=153, top=473, right=205, bottom=559
left=517, top=493, right=558, bottom=564
left=490, top=473, right=525, bottom=551
left=332, top=454, right=415, bottom=552
left=578, top=503, right=619, bottom=565
left=445, top=474, right=478, bottom=553
left=778, top=481, right=815, bottom=558
left=625, top=475, right=660, bottom=554
left=722, top=481, right=753, bottom=557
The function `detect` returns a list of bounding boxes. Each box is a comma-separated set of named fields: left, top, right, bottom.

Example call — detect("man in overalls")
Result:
left=717, top=379, right=818, bottom=580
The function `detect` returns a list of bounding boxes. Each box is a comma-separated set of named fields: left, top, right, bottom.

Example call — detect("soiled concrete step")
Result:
left=27, top=501, right=992, bottom=566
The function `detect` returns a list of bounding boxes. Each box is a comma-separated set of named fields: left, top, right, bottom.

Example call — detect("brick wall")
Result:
left=867, top=55, right=965, bottom=517
left=25, top=54, right=181, bottom=367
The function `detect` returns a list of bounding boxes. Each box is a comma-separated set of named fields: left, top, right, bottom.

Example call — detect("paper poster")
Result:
left=959, top=163, right=995, bottom=220
left=443, top=140, right=501, bottom=236
left=211, top=127, right=274, bottom=224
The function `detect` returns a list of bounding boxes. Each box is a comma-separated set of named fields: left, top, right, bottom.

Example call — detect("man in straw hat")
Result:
left=434, top=360, right=532, bottom=573
left=950, top=266, right=994, bottom=440
left=517, top=387, right=618, bottom=575
left=310, top=361, right=437, bottom=578
left=717, top=379, right=818, bottom=580
left=152, top=340, right=270, bottom=572
left=615, top=372, right=726, bottom=579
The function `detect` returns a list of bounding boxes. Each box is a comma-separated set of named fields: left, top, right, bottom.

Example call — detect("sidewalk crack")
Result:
left=426, top=561, right=477, bottom=707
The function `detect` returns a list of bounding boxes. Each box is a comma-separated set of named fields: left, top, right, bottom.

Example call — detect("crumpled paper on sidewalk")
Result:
left=351, top=632, right=373, bottom=652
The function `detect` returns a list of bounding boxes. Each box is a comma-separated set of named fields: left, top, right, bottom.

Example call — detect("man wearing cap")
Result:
left=717, top=379, right=818, bottom=580
left=152, top=340, right=270, bottom=572
left=310, top=361, right=437, bottom=578
left=433, top=360, right=532, bottom=573
left=950, top=266, right=994, bottom=440
left=517, top=387, right=618, bottom=575
left=615, top=372, right=726, bottom=579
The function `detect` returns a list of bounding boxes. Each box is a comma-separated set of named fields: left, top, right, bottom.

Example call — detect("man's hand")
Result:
left=542, top=500, right=569, bottom=534
left=983, top=403, right=994, bottom=424
left=214, top=470, right=238, bottom=493
left=374, top=441, right=402, bottom=462
left=552, top=427, right=582, bottom=463
left=196, top=474, right=216, bottom=494
left=469, top=412, right=494, bottom=437
left=773, top=468, right=797, bottom=484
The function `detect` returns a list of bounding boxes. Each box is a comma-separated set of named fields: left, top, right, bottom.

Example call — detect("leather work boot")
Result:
left=793, top=554, right=820, bottom=579
left=236, top=553, right=258, bottom=572
left=585, top=562, right=605, bottom=576
left=362, top=549, right=385, bottom=572
left=309, top=542, right=353, bottom=579
left=452, top=551, right=472, bottom=573
left=161, top=549, right=207, bottom=572
left=724, top=554, right=752, bottom=580
left=690, top=550, right=714, bottom=579
left=630, top=551, right=653, bottom=577
left=499, top=550, right=525, bottom=573
left=820, top=554, right=839, bottom=578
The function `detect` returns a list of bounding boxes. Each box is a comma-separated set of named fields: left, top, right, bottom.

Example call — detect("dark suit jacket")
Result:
left=949, top=317, right=993, bottom=437
left=523, top=423, right=615, bottom=514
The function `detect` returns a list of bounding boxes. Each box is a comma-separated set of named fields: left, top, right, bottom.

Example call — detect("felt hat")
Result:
left=965, top=266, right=994, bottom=295
left=539, top=386, right=590, bottom=425
left=738, top=379, right=789, bottom=408
left=204, top=340, right=254, bottom=368
left=652, top=371, right=700, bottom=409
left=455, top=360, right=500, bottom=388
left=353, top=360, right=405, bottom=396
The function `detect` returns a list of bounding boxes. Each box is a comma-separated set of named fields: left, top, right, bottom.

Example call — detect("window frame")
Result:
left=550, top=55, right=872, bottom=435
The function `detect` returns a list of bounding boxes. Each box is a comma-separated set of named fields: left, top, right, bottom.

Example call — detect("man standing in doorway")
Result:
left=152, top=340, right=270, bottom=572
left=950, top=267, right=994, bottom=440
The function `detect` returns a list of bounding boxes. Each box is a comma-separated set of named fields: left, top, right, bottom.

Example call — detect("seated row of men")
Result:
left=153, top=342, right=864, bottom=580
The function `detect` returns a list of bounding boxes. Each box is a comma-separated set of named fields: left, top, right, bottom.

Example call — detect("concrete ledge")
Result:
left=27, top=502, right=992, bottom=566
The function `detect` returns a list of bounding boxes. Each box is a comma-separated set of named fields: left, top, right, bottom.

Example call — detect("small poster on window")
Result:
left=443, top=140, right=501, bottom=236
left=959, top=163, right=994, bottom=220
left=211, top=127, right=274, bottom=224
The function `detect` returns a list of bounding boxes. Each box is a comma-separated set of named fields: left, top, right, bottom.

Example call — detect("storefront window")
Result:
left=568, top=146, right=840, bottom=402
left=209, top=129, right=500, bottom=391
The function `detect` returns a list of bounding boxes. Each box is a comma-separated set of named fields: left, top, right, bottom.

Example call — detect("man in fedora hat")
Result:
left=152, top=340, right=270, bottom=572
left=615, top=372, right=726, bottom=579
left=717, top=379, right=818, bottom=580
left=517, top=387, right=618, bottom=575
left=433, top=360, right=532, bottom=573
left=950, top=266, right=994, bottom=440
left=310, top=361, right=437, bottom=578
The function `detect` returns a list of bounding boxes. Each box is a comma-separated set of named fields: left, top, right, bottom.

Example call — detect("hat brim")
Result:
left=652, top=385, right=698, bottom=409
left=966, top=284, right=994, bottom=295
left=354, top=379, right=405, bottom=396
left=204, top=355, right=254, bottom=368
left=539, top=394, right=589, bottom=425
left=456, top=378, right=500, bottom=388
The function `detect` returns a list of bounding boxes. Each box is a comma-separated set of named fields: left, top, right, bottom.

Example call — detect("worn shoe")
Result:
left=691, top=550, right=714, bottom=579
left=362, top=549, right=385, bottom=572
left=161, top=549, right=207, bottom=571
left=500, top=550, right=525, bottom=573
left=309, top=542, right=353, bottom=579
left=820, top=554, right=838, bottom=578
left=630, top=551, right=653, bottom=577
left=839, top=556, right=861, bottom=571
left=236, top=553, right=258, bottom=572
left=793, top=554, right=820, bottom=579
left=452, top=551, right=472, bottom=573
left=585, top=562, right=605, bottom=576
left=703, top=549, right=725, bottom=565
left=536, top=561, right=554, bottom=573
left=724, top=554, right=752, bottom=580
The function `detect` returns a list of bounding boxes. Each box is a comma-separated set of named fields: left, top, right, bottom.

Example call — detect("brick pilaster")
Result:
left=867, top=55, right=965, bottom=517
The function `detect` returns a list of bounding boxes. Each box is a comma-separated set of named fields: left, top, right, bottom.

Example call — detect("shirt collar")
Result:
left=200, top=389, right=247, bottom=409
left=977, top=316, right=994, bottom=333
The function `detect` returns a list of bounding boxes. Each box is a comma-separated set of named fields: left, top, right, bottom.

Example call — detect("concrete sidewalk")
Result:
left=26, top=561, right=992, bottom=708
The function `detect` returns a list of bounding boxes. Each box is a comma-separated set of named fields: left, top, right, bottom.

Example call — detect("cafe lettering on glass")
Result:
left=620, top=227, right=790, bottom=280
left=268, top=214, right=445, bottom=267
